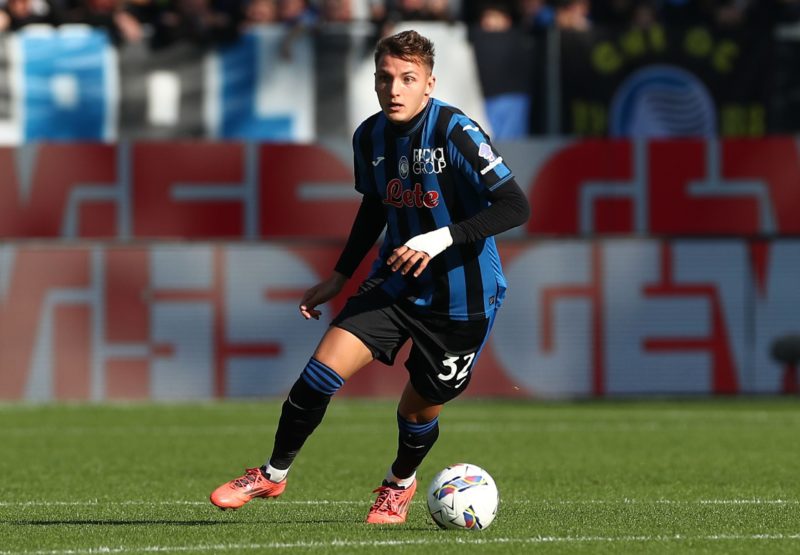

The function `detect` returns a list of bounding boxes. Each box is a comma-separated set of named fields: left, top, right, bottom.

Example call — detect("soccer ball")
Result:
left=426, top=463, right=499, bottom=530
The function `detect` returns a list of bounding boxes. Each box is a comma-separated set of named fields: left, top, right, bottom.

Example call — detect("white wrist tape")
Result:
left=404, top=227, right=453, bottom=259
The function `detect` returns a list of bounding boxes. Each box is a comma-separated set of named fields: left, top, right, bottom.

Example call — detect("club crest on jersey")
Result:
left=413, top=147, right=447, bottom=175
left=478, top=143, right=496, bottom=162
left=383, top=179, right=439, bottom=208
left=399, top=156, right=410, bottom=179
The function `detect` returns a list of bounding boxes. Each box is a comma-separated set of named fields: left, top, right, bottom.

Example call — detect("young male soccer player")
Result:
left=210, top=29, right=530, bottom=524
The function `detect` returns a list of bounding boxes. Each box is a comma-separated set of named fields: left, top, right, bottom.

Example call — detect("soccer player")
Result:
left=210, top=29, right=530, bottom=524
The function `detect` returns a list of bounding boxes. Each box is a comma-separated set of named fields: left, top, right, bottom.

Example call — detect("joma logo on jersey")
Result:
left=384, top=179, right=440, bottom=208
left=413, top=147, right=447, bottom=175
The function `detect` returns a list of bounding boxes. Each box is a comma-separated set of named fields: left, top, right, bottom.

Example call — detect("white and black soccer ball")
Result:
left=426, top=463, right=499, bottom=530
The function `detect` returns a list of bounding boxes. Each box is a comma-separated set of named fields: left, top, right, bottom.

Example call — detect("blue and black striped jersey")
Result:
left=352, top=98, right=514, bottom=321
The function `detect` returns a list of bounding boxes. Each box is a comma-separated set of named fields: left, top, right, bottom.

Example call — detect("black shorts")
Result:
left=331, top=280, right=493, bottom=405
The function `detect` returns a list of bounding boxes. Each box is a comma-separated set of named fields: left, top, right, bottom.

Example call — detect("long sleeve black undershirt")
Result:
left=334, top=194, right=386, bottom=278
left=448, top=178, right=530, bottom=245
left=333, top=178, right=530, bottom=278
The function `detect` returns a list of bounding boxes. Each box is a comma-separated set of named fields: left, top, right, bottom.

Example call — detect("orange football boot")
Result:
left=210, top=467, right=286, bottom=510
left=365, top=480, right=417, bottom=524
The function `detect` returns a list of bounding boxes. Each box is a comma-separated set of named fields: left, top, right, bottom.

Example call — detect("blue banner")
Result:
left=18, top=26, right=115, bottom=141
left=210, top=27, right=314, bottom=141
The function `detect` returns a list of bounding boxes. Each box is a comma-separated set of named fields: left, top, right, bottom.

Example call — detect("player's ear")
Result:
left=425, top=74, right=436, bottom=97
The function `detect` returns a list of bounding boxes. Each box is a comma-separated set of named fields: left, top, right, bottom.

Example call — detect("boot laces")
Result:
left=233, top=468, right=263, bottom=489
left=371, top=486, right=403, bottom=515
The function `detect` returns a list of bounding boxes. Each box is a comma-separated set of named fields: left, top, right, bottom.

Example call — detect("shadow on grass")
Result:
left=8, top=517, right=356, bottom=526
left=10, top=519, right=236, bottom=526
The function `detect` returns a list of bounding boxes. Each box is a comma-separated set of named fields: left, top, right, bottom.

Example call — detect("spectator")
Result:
left=325, top=0, right=373, bottom=22
left=273, top=0, right=317, bottom=58
left=705, top=0, right=800, bottom=27
left=553, top=0, right=590, bottom=30
left=368, top=0, right=386, bottom=21
left=427, top=0, right=454, bottom=20
left=659, top=0, right=749, bottom=27
left=470, top=1, right=534, bottom=139
left=64, top=0, right=144, bottom=45
left=320, top=0, right=352, bottom=21
left=390, top=0, right=431, bottom=20
left=479, top=1, right=512, bottom=28
left=0, top=0, right=59, bottom=30
left=592, top=0, right=657, bottom=27
left=631, top=0, right=657, bottom=26
left=383, top=0, right=454, bottom=24
left=242, top=0, right=279, bottom=25
left=150, top=0, right=241, bottom=49
left=519, top=0, right=555, bottom=32
left=278, top=0, right=317, bottom=23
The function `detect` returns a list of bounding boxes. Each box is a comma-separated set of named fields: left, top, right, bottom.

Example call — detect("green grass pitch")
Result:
left=1, top=399, right=799, bottom=554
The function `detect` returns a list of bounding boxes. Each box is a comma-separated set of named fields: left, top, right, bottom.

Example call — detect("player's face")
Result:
left=374, top=54, right=435, bottom=124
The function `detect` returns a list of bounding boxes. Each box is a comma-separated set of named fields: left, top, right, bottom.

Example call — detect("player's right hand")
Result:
left=299, top=273, right=347, bottom=320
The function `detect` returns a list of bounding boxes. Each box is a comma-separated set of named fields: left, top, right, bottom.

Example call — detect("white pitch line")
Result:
left=0, top=499, right=797, bottom=508
left=550, top=499, right=800, bottom=506
left=0, top=500, right=361, bottom=507
left=1, top=533, right=800, bottom=555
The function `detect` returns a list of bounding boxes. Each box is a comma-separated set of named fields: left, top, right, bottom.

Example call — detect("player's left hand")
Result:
left=388, top=245, right=431, bottom=277
left=388, top=227, right=453, bottom=278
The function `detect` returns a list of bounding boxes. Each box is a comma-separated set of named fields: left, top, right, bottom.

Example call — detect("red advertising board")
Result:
left=1, top=138, right=799, bottom=400
left=1, top=138, right=798, bottom=240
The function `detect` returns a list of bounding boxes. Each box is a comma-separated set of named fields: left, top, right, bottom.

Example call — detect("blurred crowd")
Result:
left=1, top=0, right=797, bottom=141
left=515, top=0, right=800, bottom=32
left=1, top=0, right=799, bottom=49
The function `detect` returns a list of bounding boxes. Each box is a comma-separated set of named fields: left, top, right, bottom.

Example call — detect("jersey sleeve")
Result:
left=352, top=123, right=373, bottom=196
left=446, top=117, right=513, bottom=194
left=334, top=194, right=386, bottom=278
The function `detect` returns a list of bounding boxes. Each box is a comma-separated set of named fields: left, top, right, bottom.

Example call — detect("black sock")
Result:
left=390, top=413, right=440, bottom=480
left=268, top=368, right=338, bottom=469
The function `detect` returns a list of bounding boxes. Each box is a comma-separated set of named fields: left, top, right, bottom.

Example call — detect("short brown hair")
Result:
left=374, top=30, right=435, bottom=73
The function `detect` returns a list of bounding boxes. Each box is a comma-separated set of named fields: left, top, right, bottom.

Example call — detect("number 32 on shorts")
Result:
left=437, top=353, right=476, bottom=388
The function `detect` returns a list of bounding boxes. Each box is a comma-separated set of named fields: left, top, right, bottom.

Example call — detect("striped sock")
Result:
left=390, top=413, right=440, bottom=480
left=268, top=358, right=345, bottom=471
left=301, top=357, right=345, bottom=395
